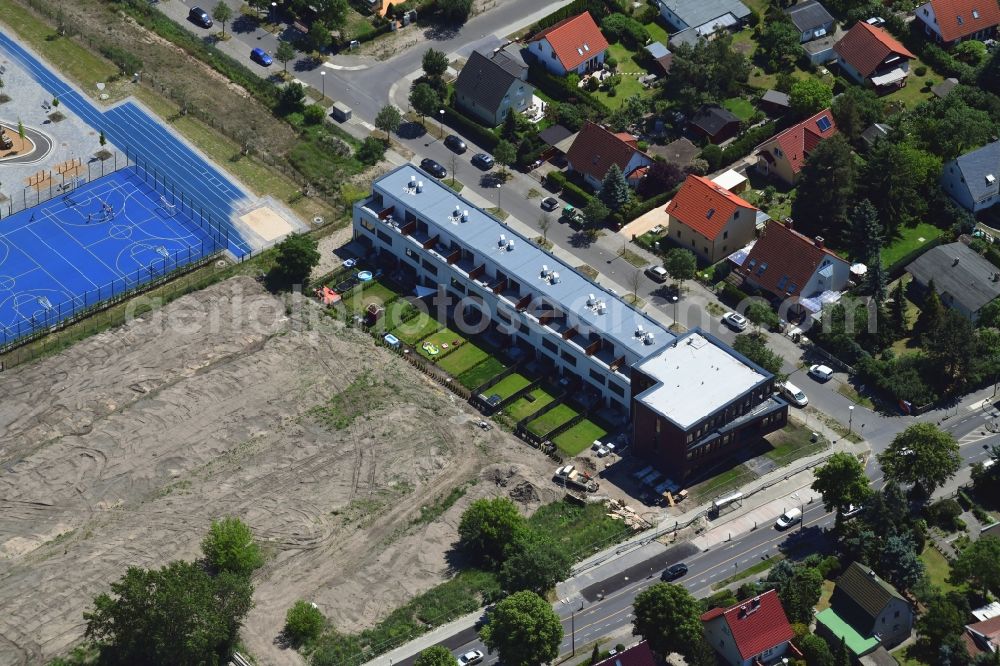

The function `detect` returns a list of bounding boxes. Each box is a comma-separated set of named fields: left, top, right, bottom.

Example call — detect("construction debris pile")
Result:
left=606, top=499, right=653, bottom=531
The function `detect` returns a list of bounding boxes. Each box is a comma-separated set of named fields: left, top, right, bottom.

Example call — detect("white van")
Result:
left=780, top=381, right=808, bottom=407
left=775, top=508, right=802, bottom=529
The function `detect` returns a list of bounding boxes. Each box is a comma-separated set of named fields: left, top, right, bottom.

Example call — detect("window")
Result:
left=757, top=262, right=768, bottom=275
left=589, top=369, right=604, bottom=384
left=894, top=610, right=900, bottom=618
left=973, top=9, right=980, bottom=18
left=609, top=382, right=625, bottom=397
left=957, top=14, right=964, bottom=24
left=777, top=276, right=788, bottom=290
left=377, top=230, right=392, bottom=244
left=405, top=248, right=417, bottom=259
left=542, top=338, right=558, bottom=353
left=450, top=277, right=466, bottom=293
left=723, top=230, right=729, bottom=239
left=747, top=259, right=757, bottom=270
left=677, top=230, right=682, bottom=237
left=706, top=208, right=715, bottom=219
left=775, top=147, right=783, bottom=157
left=497, top=310, right=512, bottom=323
left=560, top=349, right=577, bottom=365
left=816, top=115, right=833, bottom=132
left=421, top=259, right=438, bottom=275
left=360, top=218, right=376, bottom=232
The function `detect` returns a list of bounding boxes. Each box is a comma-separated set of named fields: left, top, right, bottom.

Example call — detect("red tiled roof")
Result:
left=964, top=616, right=1000, bottom=657
left=737, top=220, right=847, bottom=298
left=593, top=642, right=656, bottom=666
left=757, top=109, right=838, bottom=175
left=834, top=22, right=915, bottom=78
left=929, top=0, right=1000, bottom=42
left=700, top=589, right=795, bottom=661
left=666, top=175, right=758, bottom=241
left=530, top=12, right=610, bottom=72
left=567, top=121, right=648, bottom=183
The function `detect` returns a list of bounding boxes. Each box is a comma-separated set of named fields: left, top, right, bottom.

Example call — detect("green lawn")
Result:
left=920, top=546, right=958, bottom=593
left=527, top=403, right=579, bottom=437
left=764, top=422, right=827, bottom=465
left=346, top=280, right=398, bottom=314
left=553, top=419, right=608, bottom=456
left=381, top=299, right=418, bottom=331
left=687, top=464, right=758, bottom=504
left=457, top=357, right=506, bottom=390
left=392, top=314, right=442, bottom=344
left=528, top=499, right=633, bottom=561
left=490, top=372, right=533, bottom=400
left=722, top=97, right=756, bottom=121
left=437, top=341, right=489, bottom=376
left=643, top=20, right=671, bottom=46
left=417, top=327, right=468, bottom=361
left=505, top=388, right=556, bottom=422
left=882, top=222, right=945, bottom=270
left=882, top=53, right=939, bottom=109
left=342, top=9, right=377, bottom=40
left=607, top=43, right=645, bottom=74
left=591, top=43, right=650, bottom=109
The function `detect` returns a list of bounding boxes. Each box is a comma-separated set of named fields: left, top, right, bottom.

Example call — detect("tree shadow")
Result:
left=293, top=57, right=322, bottom=72
left=397, top=121, right=427, bottom=140
left=231, top=14, right=259, bottom=35
left=424, top=24, right=461, bottom=41
left=568, top=231, right=596, bottom=248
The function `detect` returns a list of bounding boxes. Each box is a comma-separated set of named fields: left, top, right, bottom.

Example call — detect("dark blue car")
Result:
left=250, top=47, right=273, bottom=67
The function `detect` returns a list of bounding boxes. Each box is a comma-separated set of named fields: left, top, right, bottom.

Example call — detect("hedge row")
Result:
left=443, top=103, right=500, bottom=151
left=546, top=171, right=592, bottom=206
left=530, top=0, right=621, bottom=34
left=921, top=43, right=978, bottom=85
left=627, top=185, right=678, bottom=220
left=720, top=121, right=779, bottom=168
left=110, top=0, right=279, bottom=108
left=528, top=64, right=609, bottom=116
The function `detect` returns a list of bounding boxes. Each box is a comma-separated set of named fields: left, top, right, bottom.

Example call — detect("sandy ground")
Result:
left=0, top=276, right=559, bottom=666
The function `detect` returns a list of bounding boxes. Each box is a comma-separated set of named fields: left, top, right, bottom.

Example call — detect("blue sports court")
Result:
left=0, top=29, right=260, bottom=347
left=0, top=168, right=222, bottom=345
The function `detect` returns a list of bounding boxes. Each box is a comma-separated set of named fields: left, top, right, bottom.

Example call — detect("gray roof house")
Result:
left=454, top=49, right=535, bottom=127
left=906, top=242, right=1000, bottom=322
left=785, top=0, right=836, bottom=42
left=654, top=0, right=752, bottom=46
left=940, top=140, right=1000, bottom=214
left=816, top=562, right=913, bottom=656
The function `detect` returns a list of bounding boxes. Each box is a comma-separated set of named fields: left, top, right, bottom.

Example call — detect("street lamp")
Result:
left=496, top=182, right=502, bottom=213
left=270, top=2, right=277, bottom=23
left=671, top=295, right=679, bottom=328
left=571, top=602, right=584, bottom=656
left=848, top=405, right=855, bottom=436
left=320, top=71, right=326, bottom=102
left=439, top=108, right=445, bottom=139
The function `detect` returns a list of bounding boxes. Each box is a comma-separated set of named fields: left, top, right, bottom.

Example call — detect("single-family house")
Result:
left=454, top=49, right=535, bottom=127
left=592, top=642, right=656, bottom=666
left=941, top=140, right=1000, bottom=213
left=905, top=242, right=1000, bottom=322
left=916, top=0, right=1000, bottom=45
left=690, top=105, right=742, bottom=143
left=665, top=174, right=759, bottom=263
left=833, top=22, right=916, bottom=92
left=528, top=12, right=609, bottom=76
left=736, top=219, right=851, bottom=311
left=816, top=562, right=913, bottom=659
left=785, top=0, right=836, bottom=42
left=655, top=0, right=752, bottom=46
left=754, top=109, right=837, bottom=185
left=565, top=121, right=654, bottom=191
left=701, top=589, right=799, bottom=666
left=963, top=615, right=1000, bottom=659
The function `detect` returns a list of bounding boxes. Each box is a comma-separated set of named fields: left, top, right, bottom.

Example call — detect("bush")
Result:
left=527, top=64, right=608, bottom=116
left=720, top=121, right=778, bottom=167
left=303, top=104, right=326, bottom=125
left=99, top=45, right=143, bottom=75
left=357, top=136, right=387, bottom=165
left=285, top=600, right=325, bottom=647
left=816, top=555, right=842, bottom=579
left=914, top=65, right=928, bottom=76
left=922, top=43, right=977, bottom=83
left=720, top=283, right=750, bottom=308
left=443, top=104, right=499, bottom=150
left=701, top=144, right=723, bottom=171
left=926, top=499, right=964, bottom=531
left=600, top=13, right=649, bottom=50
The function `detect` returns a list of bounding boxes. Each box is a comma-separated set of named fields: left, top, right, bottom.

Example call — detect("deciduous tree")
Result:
left=479, top=591, right=563, bottom=666
left=861, top=141, right=941, bottom=237
left=950, top=535, right=1000, bottom=595
left=831, top=86, right=884, bottom=143
left=880, top=533, right=925, bottom=591
left=409, top=82, right=441, bottom=120
left=582, top=198, right=610, bottom=228
left=758, top=20, right=801, bottom=70
left=877, top=423, right=961, bottom=497
left=422, top=48, right=449, bottom=80
left=458, top=497, right=528, bottom=568
left=812, top=452, right=871, bottom=515
left=374, top=105, right=402, bottom=142
left=201, top=517, right=263, bottom=576
left=664, top=248, right=696, bottom=294
left=790, top=78, right=833, bottom=117
left=276, top=41, right=297, bottom=72
left=792, top=134, right=855, bottom=240
left=314, top=0, right=348, bottom=28
left=499, top=533, right=572, bottom=594
left=632, top=583, right=704, bottom=659
left=493, top=140, right=516, bottom=175
left=637, top=161, right=683, bottom=198
left=438, top=0, right=474, bottom=24
left=284, top=600, right=325, bottom=647
left=732, top=333, right=784, bottom=376
left=212, top=2, right=233, bottom=37
left=414, top=646, right=458, bottom=666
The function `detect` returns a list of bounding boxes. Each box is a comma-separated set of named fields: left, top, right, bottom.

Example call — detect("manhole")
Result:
left=215, top=260, right=227, bottom=268
left=313, top=216, right=324, bottom=225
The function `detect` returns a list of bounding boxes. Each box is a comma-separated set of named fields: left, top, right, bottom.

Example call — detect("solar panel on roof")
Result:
left=816, top=116, right=832, bottom=132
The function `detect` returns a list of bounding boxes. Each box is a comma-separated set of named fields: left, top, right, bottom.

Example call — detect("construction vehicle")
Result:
left=553, top=464, right=599, bottom=493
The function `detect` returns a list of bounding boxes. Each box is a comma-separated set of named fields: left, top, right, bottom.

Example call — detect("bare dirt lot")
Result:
left=0, top=276, right=560, bottom=666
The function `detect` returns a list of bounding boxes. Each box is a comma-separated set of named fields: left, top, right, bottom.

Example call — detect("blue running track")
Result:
left=0, top=30, right=252, bottom=258
left=0, top=168, right=222, bottom=345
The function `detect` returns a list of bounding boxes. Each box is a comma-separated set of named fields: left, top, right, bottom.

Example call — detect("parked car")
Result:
left=420, top=158, right=447, bottom=178
left=188, top=6, right=213, bottom=28
left=561, top=204, right=585, bottom=226
left=540, top=196, right=559, bottom=211
left=866, top=16, right=886, bottom=26
left=458, top=651, right=484, bottom=666
left=841, top=504, right=863, bottom=519
left=471, top=153, right=494, bottom=170
left=808, top=364, right=834, bottom=381
left=661, top=562, right=688, bottom=581
left=780, top=381, right=808, bottom=407
left=645, top=266, right=668, bottom=283
left=775, top=508, right=803, bottom=529
left=444, top=134, right=467, bottom=153
left=722, top=311, right=748, bottom=331
left=250, top=47, right=273, bottom=67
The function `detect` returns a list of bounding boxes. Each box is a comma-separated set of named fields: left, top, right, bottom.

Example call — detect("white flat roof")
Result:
left=634, top=331, right=768, bottom=428
left=712, top=169, right=747, bottom=192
